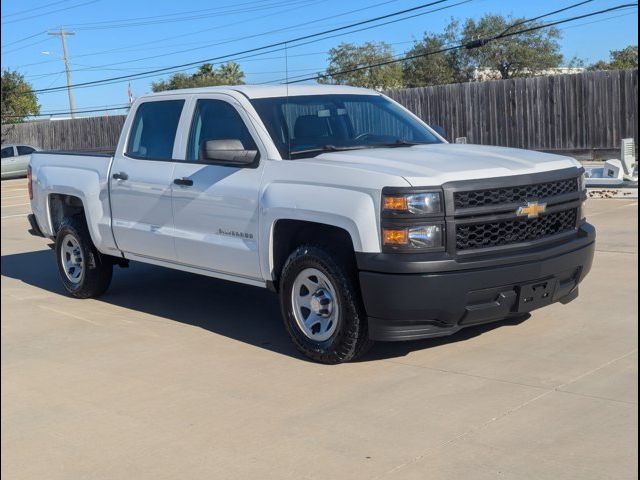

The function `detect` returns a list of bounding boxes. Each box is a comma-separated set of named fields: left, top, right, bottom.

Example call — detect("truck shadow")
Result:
left=1, top=249, right=530, bottom=363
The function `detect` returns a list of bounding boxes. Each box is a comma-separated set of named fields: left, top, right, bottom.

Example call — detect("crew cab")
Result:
left=28, top=85, right=595, bottom=363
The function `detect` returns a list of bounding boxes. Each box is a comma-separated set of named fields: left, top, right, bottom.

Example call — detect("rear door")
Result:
left=109, top=98, right=186, bottom=261
left=1, top=146, right=18, bottom=176
left=171, top=96, right=265, bottom=279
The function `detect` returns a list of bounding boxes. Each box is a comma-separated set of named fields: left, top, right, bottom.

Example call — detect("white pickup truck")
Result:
left=28, top=85, right=595, bottom=363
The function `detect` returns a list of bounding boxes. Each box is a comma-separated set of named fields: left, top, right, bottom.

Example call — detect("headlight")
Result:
left=383, top=191, right=442, bottom=216
left=382, top=224, right=444, bottom=251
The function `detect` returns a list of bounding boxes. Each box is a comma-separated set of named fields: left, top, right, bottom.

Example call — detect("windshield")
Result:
left=250, top=94, right=442, bottom=159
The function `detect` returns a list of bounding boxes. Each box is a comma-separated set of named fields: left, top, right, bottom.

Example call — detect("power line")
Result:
left=13, top=0, right=398, bottom=73
left=70, top=0, right=469, bottom=89
left=62, top=0, right=295, bottom=27
left=22, top=42, right=413, bottom=82
left=264, top=2, right=637, bottom=85
left=1, top=37, right=53, bottom=55
left=1, top=0, right=99, bottom=25
left=34, top=0, right=326, bottom=70
left=283, top=3, right=639, bottom=85
left=2, top=105, right=129, bottom=119
left=1, top=31, right=47, bottom=48
left=66, top=0, right=317, bottom=30
left=498, top=0, right=594, bottom=36
left=21, top=0, right=462, bottom=95
left=2, top=0, right=74, bottom=18
left=8, top=3, right=637, bottom=119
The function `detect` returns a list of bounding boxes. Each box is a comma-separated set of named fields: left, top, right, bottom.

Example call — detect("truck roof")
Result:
left=148, top=84, right=380, bottom=99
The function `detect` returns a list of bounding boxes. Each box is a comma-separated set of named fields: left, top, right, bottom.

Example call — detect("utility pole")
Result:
left=48, top=27, right=76, bottom=118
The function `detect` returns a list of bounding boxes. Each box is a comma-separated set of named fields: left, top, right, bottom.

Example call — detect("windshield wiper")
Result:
left=289, top=145, right=370, bottom=157
left=371, top=139, right=429, bottom=148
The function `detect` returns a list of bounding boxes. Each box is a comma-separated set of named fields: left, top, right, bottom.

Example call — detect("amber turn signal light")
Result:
left=382, top=228, right=409, bottom=245
left=382, top=196, right=408, bottom=211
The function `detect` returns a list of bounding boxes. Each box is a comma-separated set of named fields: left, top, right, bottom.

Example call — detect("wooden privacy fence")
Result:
left=1, top=115, right=126, bottom=152
left=385, top=69, right=638, bottom=153
left=1, top=69, right=637, bottom=154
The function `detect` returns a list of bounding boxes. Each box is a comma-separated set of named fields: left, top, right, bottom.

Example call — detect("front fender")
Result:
left=260, top=182, right=380, bottom=280
left=37, top=165, right=118, bottom=253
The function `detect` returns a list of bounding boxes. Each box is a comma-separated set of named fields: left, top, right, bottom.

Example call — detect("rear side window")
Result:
left=17, top=146, right=36, bottom=155
left=1, top=147, right=14, bottom=158
left=187, top=99, right=257, bottom=161
left=127, top=100, right=185, bottom=160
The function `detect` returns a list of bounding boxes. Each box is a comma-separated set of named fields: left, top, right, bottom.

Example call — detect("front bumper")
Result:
left=357, top=223, right=595, bottom=341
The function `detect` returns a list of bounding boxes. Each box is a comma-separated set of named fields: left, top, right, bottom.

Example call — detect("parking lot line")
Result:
left=1, top=202, right=31, bottom=208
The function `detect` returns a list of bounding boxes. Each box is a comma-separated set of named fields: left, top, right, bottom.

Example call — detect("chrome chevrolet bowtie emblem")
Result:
left=517, top=201, right=547, bottom=219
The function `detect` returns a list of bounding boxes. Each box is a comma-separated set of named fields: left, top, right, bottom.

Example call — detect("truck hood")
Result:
left=300, top=144, right=581, bottom=186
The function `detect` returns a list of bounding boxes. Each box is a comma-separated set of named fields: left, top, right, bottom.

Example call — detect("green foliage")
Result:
left=319, top=41, right=403, bottom=90
left=331, top=14, right=566, bottom=89
left=151, top=62, right=245, bottom=92
left=1, top=69, right=40, bottom=123
left=403, top=20, right=473, bottom=87
left=589, top=45, right=638, bottom=71
left=460, top=14, right=563, bottom=79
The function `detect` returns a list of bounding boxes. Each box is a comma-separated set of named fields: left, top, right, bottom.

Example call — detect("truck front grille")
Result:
left=455, top=208, right=578, bottom=251
left=454, top=177, right=579, bottom=210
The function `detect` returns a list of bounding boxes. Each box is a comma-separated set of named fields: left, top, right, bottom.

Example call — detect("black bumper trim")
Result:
left=358, top=225, right=595, bottom=342
left=27, top=214, right=45, bottom=238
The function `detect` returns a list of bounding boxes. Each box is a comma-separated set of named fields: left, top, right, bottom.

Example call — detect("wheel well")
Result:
left=49, top=194, right=85, bottom=236
left=271, top=220, right=355, bottom=289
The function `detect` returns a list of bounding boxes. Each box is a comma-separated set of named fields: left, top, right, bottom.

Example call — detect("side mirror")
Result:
left=431, top=125, right=447, bottom=140
left=202, top=139, right=258, bottom=166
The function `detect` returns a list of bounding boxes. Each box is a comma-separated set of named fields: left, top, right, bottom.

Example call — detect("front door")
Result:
left=109, top=99, right=185, bottom=261
left=171, top=97, right=264, bottom=280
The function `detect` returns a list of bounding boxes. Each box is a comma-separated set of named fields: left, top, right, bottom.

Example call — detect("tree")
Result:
left=589, top=45, right=638, bottom=70
left=151, top=62, right=245, bottom=92
left=1, top=69, right=40, bottom=123
left=460, top=14, right=563, bottom=79
left=319, top=41, right=403, bottom=89
left=403, top=21, right=473, bottom=87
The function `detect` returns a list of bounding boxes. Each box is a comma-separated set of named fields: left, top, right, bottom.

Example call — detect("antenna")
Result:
left=285, top=41, right=291, bottom=160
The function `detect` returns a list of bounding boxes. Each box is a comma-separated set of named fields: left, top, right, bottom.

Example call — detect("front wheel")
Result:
left=55, top=216, right=113, bottom=298
left=279, top=245, right=372, bottom=364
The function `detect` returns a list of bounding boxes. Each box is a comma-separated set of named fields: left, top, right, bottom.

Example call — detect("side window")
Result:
left=127, top=100, right=184, bottom=160
left=1, top=147, right=15, bottom=158
left=187, top=99, right=257, bottom=161
left=17, top=146, right=36, bottom=156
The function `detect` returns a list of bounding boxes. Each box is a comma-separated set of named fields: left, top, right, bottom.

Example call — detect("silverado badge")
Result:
left=517, top=201, right=547, bottom=219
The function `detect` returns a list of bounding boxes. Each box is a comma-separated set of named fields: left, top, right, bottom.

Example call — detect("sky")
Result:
left=1, top=0, right=638, bottom=117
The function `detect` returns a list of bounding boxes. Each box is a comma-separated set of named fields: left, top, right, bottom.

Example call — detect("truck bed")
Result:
left=29, top=151, right=118, bottom=253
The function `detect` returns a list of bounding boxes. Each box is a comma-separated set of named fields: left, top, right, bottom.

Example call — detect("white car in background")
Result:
left=1, top=144, right=38, bottom=179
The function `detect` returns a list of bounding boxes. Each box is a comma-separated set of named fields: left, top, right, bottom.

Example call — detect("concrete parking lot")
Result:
left=1, top=177, right=637, bottom=480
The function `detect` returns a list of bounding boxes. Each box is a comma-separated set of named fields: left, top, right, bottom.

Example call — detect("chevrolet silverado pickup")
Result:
left=28, top=85, right=595, bottom=364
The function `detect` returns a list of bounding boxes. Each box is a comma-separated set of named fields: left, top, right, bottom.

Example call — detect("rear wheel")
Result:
left=55, top=216, right=113, bottom=298
left=280, top=245, right=372, bottom=364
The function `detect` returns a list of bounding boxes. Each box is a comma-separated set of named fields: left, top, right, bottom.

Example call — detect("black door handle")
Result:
left=173, top=177, right=193, bottom=186
left=112, top=171, right=128, bottom=180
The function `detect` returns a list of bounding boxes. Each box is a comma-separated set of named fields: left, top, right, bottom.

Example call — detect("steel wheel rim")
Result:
left=291, top=267, right=339, bottom=342
left=60, top=234, right=84, bottom=284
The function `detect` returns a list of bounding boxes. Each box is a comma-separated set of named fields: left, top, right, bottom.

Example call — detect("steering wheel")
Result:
left=354, top=132, right=375, bottom=141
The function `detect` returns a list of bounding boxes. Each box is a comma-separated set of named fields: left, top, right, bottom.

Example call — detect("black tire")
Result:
left=279, top=245, right=373, bottom=364
left=55, top=216, right=113, bottom=299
